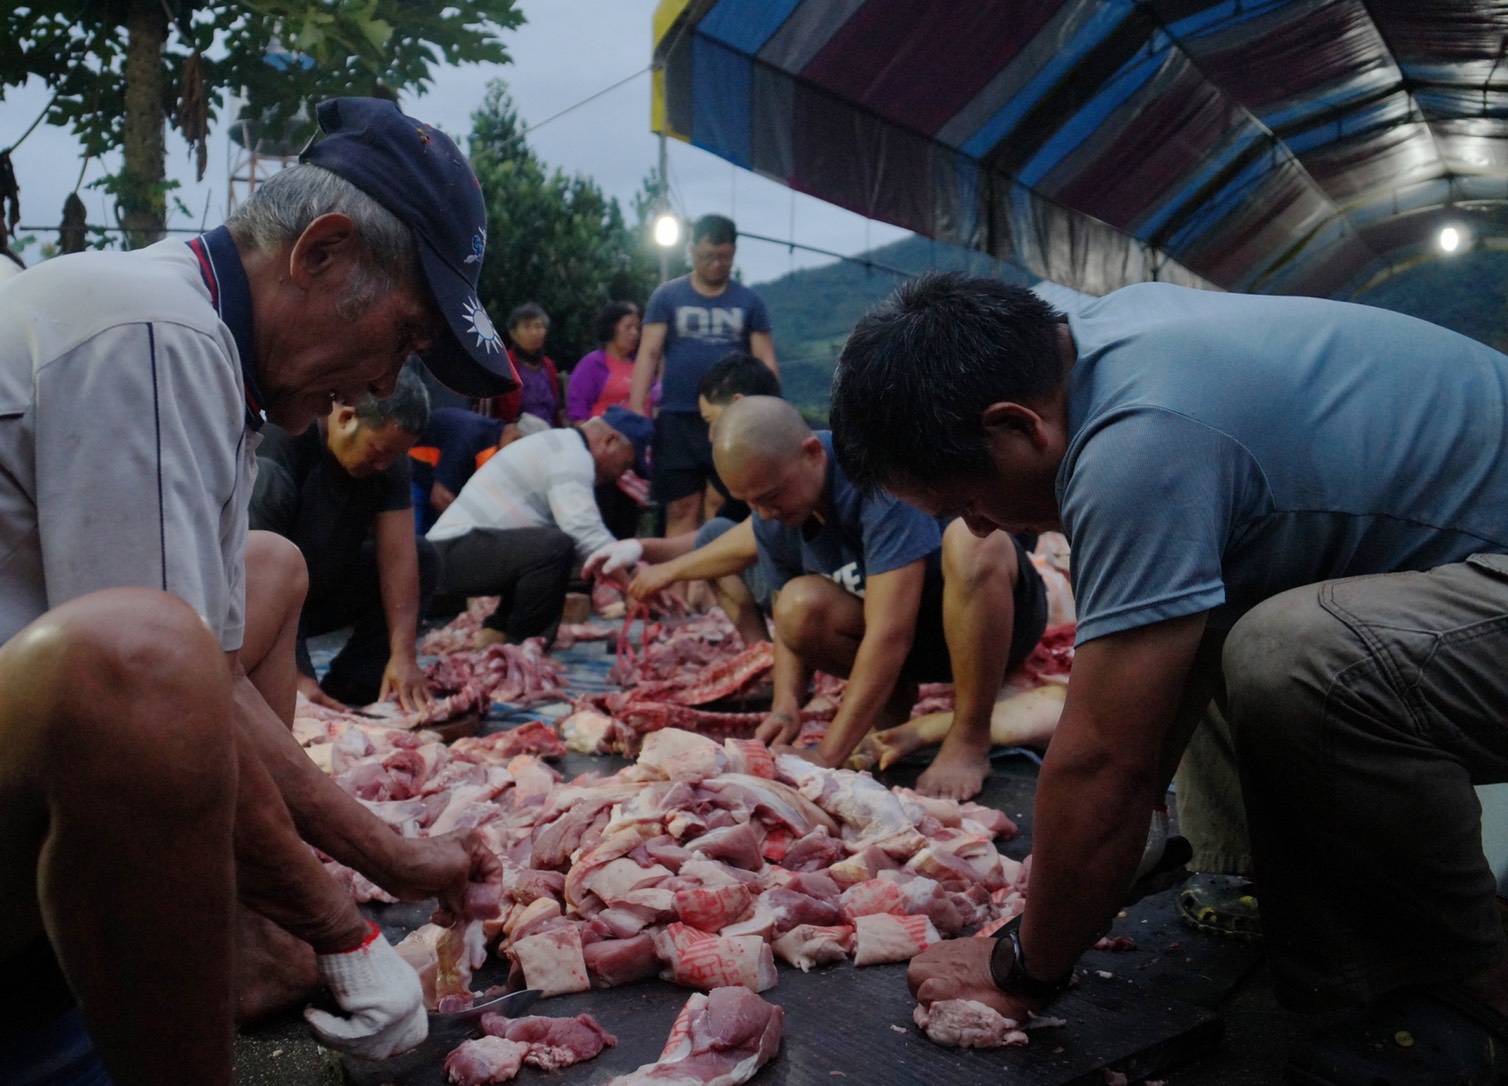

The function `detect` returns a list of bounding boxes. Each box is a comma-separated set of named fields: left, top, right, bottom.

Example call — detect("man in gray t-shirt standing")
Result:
left=629, top=214, right=777, bottom=539
left=830, top=272, right=1508, bottom=1083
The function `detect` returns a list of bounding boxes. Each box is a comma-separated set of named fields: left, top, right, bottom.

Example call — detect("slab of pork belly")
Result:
left=443, top=1035, right=528, bottom=1085
left=602, top=986, right=784, bottom=1086
left=913, top=999, right=1029, bottom=1049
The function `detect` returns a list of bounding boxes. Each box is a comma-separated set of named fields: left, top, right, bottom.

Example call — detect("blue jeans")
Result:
left=1, top=1006, right=113, bottom=1085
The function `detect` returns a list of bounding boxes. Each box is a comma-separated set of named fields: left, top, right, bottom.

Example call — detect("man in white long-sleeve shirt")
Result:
left=427, top=405, right=653, bottom=645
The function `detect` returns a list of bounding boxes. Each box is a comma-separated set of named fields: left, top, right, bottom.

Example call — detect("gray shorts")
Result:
left=696, top=516, right=771, bottom=609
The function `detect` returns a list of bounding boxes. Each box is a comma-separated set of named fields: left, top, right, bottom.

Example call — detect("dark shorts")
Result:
left=900, top=534, right=1049, bottom=683
left=651, top=410, right=717, bottom=504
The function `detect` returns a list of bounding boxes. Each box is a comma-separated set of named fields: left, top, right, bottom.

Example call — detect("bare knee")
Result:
left=772, top=576, right=847, bottom=655
left=246, top=530, right=308, bottom=610
left=0, top=589, right=233, bottom=795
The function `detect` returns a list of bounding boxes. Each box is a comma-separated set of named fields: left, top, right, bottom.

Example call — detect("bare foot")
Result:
left=236, top=910, right=319, bottom=1023
left=916, top=736, right=991, bottom=801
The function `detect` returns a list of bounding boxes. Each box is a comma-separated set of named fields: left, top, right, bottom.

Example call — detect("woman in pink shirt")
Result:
left=567, top=300, right=653, bottom=420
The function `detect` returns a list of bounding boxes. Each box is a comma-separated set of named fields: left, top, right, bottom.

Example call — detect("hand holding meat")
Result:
left=305, top=923, right=428, bottom=1059
left=376, top=830, right=502, bottom=918
left=380, top=654, right=433, bottom=712
left=583, top=538, right=644, bottom=583
left=428, top=830, right=506, bottom=926
left=907, top=938, right=1039, bottom=1021
left=626, top=562, right=677, bottom=608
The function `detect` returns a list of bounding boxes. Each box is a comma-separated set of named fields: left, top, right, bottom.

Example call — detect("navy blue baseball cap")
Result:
left=300, top=97, right=518, bottom=399
left=601, top=405, right=654, bottom=476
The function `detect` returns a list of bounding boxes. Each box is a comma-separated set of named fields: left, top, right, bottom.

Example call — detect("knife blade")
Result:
left=428, top=988, right=543, bottom=1024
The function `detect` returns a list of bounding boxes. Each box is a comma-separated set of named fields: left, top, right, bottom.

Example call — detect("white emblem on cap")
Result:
left=463, top=298, right=502, bottom=353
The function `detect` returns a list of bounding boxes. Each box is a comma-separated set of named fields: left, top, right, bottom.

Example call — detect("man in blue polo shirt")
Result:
left=831, top=272, right=1508, bottom=1084
left=628, top=214, right=778, bottom=540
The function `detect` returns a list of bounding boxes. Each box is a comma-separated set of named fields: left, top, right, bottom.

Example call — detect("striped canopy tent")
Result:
left=650, top=0, right=1508, bottom=298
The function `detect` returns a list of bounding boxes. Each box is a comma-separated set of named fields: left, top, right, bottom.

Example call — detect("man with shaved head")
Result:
left=629, top=396, right=1047, bottom=797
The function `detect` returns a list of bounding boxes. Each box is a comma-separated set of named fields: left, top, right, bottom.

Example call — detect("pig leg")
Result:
left=0, top=589, right=238, bottom=1086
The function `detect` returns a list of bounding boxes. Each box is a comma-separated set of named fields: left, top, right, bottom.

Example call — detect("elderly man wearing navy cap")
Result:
left=425, top=405, right=658, bottom=647
left=0, top=98, right=515, bottom=1083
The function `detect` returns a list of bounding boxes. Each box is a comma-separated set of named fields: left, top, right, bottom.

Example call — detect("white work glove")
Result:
left=583, top=538, right=643, bottom=580
left=305, top=923, right=427, bottom=1060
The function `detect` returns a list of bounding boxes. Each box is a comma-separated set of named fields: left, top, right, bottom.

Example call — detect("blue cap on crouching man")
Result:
left=300, top=96, right=519, bottom=399
left=601, top=405, right=655, bottom=477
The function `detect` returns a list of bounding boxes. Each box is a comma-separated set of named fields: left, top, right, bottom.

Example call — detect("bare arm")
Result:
left=814, top=561, right=925, bottom=766
left=229, top=658, right=482, bottom=907
left=907, top=612, right=1206, bottom=1014
left=749, top=330, right=778, bottom=380
left=627, top=518, right=758, bottom=602
left=371, top=507, right=429, bottom=711
left=629, top=322, right=667, bottom=415
left=1022, top=611, right=1207, bottom=977
left=227, top=684, right=370, bottom=951
left=757, top=609, right=810, bottom=744
left=639, top=530, right=699, bottom=563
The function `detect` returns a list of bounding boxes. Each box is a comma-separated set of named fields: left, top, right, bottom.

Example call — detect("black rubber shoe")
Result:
left=1177, top=878, right=1262, bottom=943
left=1284, top=985, right=1508, bottom=1085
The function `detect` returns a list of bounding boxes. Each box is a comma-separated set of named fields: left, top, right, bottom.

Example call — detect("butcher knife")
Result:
left=429, top=987, right=542, bottom=1024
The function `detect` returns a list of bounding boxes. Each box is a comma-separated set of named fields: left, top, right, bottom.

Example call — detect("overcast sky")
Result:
left=1, top=0, right=910, bottom=286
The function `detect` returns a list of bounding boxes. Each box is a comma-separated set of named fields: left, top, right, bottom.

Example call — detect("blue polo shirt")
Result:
left=1061, top=283, right=1508, bottom=643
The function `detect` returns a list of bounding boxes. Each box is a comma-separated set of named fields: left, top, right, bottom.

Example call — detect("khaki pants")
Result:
left=1193, top=556, right=1508, bottom=1009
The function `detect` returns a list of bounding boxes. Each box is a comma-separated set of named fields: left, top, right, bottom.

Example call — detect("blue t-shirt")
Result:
left=644, top=275, right=772, bottom=412
left=1061, top=282, right=1508, bottom=643
left=753, top=432, right=942, bottom=597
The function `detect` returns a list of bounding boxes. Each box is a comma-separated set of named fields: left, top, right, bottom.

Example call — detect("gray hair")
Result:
left=225, top=163, right=424, bottom=320
left=354, top=362, right=430, bottom=435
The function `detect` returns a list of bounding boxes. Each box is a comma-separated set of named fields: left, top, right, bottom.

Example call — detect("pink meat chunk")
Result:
left=656, top=924, right=778, bottom=992
left=603, top=986, right=784, bottom=1086
left=674, top=883, right=755, bottom=933
left=444, top=1035, right=529, bottom=1085
left=771, top=924, right=854, bottom=971
left=510, top=925, right=590, bottom=996
left=913, top=999, right=1029, bottom=1049
left=852, top=913, right=940, bottom=966
left=478, top=1011, right=617, bottom=1070
left=583, top=931, right=661, bottom=988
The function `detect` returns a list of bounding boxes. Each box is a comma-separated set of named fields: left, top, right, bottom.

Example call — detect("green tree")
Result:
left=468, top=81, right=661, bottom=366
left=0, top=1, right=523, bottom=247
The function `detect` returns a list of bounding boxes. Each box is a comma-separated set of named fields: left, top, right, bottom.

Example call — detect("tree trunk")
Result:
left=120, top=0, right=167, bottom=248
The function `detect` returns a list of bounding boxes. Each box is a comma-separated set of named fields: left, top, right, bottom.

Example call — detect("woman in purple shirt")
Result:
left=568, top=300, right=655, bottom=421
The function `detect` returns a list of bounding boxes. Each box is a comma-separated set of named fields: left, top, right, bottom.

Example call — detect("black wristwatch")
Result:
left=989, top=927, right=1072, bottom=1001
